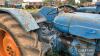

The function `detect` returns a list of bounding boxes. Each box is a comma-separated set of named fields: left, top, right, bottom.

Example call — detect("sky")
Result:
left=75, top=0, right=80, bottom=3
left=92, top=0, right=97, bottom=2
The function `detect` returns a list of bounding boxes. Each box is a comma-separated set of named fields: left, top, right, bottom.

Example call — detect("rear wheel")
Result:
left=0, top=13, right=40, bottom=56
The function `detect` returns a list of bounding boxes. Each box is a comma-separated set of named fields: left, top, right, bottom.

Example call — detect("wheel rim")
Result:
left=0, top=29, right=21, bottom=56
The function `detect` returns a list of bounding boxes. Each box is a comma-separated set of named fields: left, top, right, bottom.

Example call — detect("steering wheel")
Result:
left=58, top=4, right=76, bottom=13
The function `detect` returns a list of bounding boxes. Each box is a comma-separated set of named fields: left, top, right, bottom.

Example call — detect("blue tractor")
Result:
left=35, top=2, right=100, bottom=56
left=0, top=2, right=99, bottom=56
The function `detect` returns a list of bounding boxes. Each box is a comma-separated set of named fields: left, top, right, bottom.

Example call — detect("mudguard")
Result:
left=0, top=8, right=39, bottom=32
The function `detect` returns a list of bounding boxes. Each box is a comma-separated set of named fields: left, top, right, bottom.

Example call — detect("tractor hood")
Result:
left=54, top=12, right=100, bottom=39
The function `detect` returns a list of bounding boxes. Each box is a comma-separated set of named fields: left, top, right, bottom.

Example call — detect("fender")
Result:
left=0, top=8, right=39, bottom=32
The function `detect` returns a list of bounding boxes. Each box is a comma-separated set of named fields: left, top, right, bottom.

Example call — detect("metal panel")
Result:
left=69, top=12, right=100, bottom=39
left=39, top=7, right=58, bottom=22
left=77, top=7, right=96, bottom=13
left=69, top=26, right=100, bottom=39
left=0, top=8, right=39, bottom=32
left=54, top=12, right=100, bottom=39
left=96, top=2, right=100, bottom=12
left=53, top=13, right=72, bottom=33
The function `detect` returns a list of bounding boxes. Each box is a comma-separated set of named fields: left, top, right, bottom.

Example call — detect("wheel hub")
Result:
left=0, top=29, right=20, bottom=56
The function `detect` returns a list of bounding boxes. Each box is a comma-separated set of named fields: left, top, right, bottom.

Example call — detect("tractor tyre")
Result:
left=0, top=13, right=40, bottom=56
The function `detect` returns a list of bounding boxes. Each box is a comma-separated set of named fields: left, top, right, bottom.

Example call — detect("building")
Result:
left=0, top=0, right=5, bottom=6
left=23, top=0, right=43, bottom=5
left=7, top=0, right=23, bottom=5
left=23, top=0, right=43, bottom=2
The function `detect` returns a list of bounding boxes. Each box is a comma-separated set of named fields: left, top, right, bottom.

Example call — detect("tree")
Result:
left=43, top=0, right=54, bottom=2
left=80, top=0, right=92, bottom=3
left=68, top=0, right=75, bottom=5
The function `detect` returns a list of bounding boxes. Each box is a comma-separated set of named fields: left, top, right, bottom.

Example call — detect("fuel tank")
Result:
left=54, top=12, right=100, bottom=39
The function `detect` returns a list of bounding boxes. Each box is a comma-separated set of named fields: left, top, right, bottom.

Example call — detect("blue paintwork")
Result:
left=39, top=7, right=58, bottom=22
left=0, top=8, right=39, bottom=32
left=77, top=2, right=100, bottom=13
left=77, top=7, right=96, bottom=13
left=96, top=2, right=100, bottom=12
left=53, top=14, right=72, bottom=33
left=54, top=12, right=100, bottom=39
